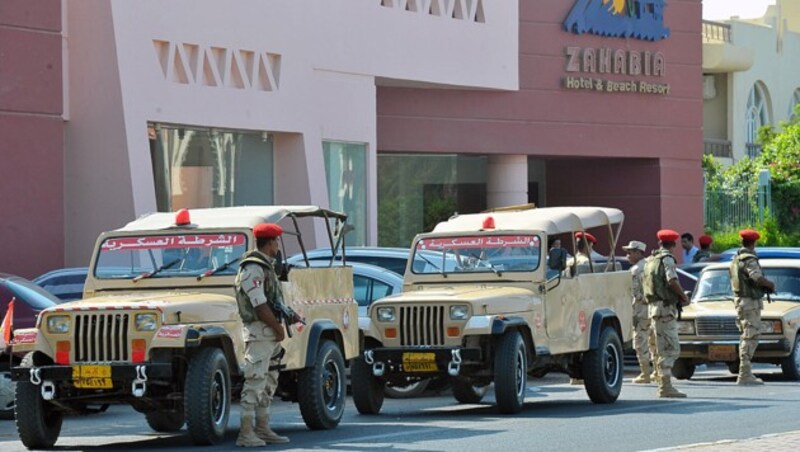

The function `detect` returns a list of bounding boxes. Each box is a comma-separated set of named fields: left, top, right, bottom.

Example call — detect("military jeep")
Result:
left=353, top=206, right=632, bottom=414
left=11, top=206, right=357, bottom=449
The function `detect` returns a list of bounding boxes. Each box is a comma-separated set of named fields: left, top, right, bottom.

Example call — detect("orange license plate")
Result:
left=72, top=365, right=113, bottom=389
left=708, top=345, right=737, bottom=362
left=402, top=352, right=438, bottom=372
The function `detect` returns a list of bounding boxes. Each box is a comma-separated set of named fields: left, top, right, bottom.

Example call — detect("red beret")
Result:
left=253, top=223, right=283, bottom=239
left=575, top=231, right=597, bottom=244
left=657, top=229, right=680, bottom=242
left=698, top=235, right=713, bottom=246
left=739, top=229, right=761, bottom=241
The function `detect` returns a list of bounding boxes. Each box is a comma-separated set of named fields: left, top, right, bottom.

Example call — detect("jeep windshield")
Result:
left=411, top=234, right=541, bottom=275
left=693, top=267, right=800, bottom=302
left=94, top=233, right=248, bottom=280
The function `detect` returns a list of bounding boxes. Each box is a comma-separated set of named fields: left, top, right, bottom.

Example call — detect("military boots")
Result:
left=633, top=359, right=652, bottom=384
left=657, top=376, right=686, bottom=398
left=236, top=415, right=267, bottom=448
left=255, top=411, right=290, bottom=444
left=736, top=362, right=764, bottom=386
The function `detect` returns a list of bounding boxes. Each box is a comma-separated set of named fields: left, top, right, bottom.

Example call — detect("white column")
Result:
left=486, top=155, right=528, bottom=208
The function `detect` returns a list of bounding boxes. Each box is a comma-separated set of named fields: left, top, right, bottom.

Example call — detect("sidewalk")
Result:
left=670, top=430, right=800, bottom=451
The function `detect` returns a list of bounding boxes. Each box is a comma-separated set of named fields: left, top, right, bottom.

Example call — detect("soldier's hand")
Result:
left=291, top=313, right=306, bottom=325
left=273, top=325, right=286, bottom=342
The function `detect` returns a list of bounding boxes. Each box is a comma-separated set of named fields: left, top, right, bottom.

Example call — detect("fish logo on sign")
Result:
left=564, top=0, right=670, bottom=41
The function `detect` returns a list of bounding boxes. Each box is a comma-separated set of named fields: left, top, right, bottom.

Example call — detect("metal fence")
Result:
left=705, top=186, right=772, bottom=230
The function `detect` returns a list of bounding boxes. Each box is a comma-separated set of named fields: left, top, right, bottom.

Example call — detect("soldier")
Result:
left=643, top=229, right=690, bottom=398
left=693, top=235, right=713, bottom=263
left=623, top=240, right=658, bottom=384
left=234, top=223, right=291, bottom=447
left=730, top=229, right=775, bottom=385
left=568, top=232, right=596, bottom=275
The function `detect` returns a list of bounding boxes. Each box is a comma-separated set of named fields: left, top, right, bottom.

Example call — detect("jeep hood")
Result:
left=683, top=300, right=800, bottom=317
left=376, top=285, right=536, bottom=315
left=42, top=292, right=238, bottom=324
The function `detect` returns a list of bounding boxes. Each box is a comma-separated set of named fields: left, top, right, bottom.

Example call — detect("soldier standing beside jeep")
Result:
left=730, top=229, right=775, bottom=386
left=643, top=229, right=690, bottom=398
left=623, top=240, right=658, bottom=384
left=234, top=223, right=291, bottom=447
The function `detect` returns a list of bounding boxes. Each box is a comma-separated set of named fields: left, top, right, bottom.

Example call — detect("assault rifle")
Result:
left=272, top=303, right=305, bottom=338
left=765, top=287, right=774, bottom=304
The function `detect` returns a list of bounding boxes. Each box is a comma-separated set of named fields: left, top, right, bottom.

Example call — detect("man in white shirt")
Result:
left=680, top=232, right=698, bottom=264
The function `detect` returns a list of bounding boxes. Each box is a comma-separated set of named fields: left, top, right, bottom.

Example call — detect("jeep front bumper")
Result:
left=364, top=347, right=482, bottom=377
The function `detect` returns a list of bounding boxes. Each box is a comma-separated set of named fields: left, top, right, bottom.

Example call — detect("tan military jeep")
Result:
left=353, top=206, right=632, bottom=415
left=674, top=259, right=800, bottom=380
left=11, top=206, right=357, bottom=449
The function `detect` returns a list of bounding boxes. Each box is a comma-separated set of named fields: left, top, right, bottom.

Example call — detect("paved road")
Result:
left=1, top=365, right=798, bottom=451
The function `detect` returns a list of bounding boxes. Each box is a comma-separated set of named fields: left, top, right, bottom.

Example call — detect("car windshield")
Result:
left=411, top=235, right=541, bottom=275
left=693, top=267, right=800, bottom=302
left=94, top=233, right=249, bottom=279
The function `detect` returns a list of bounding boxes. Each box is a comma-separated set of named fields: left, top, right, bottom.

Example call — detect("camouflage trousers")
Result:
left=632, top=300, right=657, bottom=364
left=735, top=297, right=762, bottom=365
left=241, top=324, right=283, bottom=418
left=648, top=301, right=680, bottom=375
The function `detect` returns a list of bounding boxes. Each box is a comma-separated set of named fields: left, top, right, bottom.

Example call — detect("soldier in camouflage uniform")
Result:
left=234, top=223, right=291, bottom=447
left=643, top=229, right=690, bottom=398
left=730, top=229, right=775, bottom=386
left=623, top=240, right=658, bottom=384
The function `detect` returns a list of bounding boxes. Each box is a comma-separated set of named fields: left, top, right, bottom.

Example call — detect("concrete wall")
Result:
left=0, top=0, right=64, bottom=278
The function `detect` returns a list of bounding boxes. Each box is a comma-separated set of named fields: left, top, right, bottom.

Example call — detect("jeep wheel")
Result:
left=582, top=326, right=623, bottom=404
left=452, top=378, right=490, bottom=404
left=145, top=403, right=185, bottom=432
left=727, top=360, right=740, bottom=375
left=351, top=355, right=384, bottom=415
left=385, top=379, right=429, bottom=399
left=15, top=353, right=63, bottom=449
left=780, top=335, right=800, bottom=381
left=298, top=340, right=346, bottom=429
left=184, top=348, right=231, bottom=445
left=494, top=331, right=527, bottom=414
left=672, top=358, right=695, bottom=380
left=0, top=367, right=15, bottom=420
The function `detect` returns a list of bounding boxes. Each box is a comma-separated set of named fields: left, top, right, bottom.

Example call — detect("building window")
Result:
left=790, top=88, right=800, bottom=121
left=377, top=154, right=487, bottom=247
left=323, top=142, right=367, bottom=246
left=148, top=124, right=273, bottom=211
left=745, top=82, right=771, bottom=158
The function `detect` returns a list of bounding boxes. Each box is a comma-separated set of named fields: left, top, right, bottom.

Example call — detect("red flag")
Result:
left=1, top=297, right=14, bottom=347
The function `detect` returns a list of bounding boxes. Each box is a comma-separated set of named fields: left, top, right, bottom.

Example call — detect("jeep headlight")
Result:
left=135, top=313, right=159, bottom=331
left=47, top=315, right=71, bottom=334
left=449, top=305, right=470, bottom=320
left=677, top=320, right=695, bottom=335
left=760, top=319, right=783, bottom=334
left=376, top=307, right=396, bottom=322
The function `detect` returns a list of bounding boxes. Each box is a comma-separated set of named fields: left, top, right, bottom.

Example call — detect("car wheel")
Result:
left=672, top=358, right=695, bottom=380
left=582, top=326, right=623, bottom=404
left=385, top=379, right=430, bottom=399
left=145, top=402, right=185, bottom=432
left=727, top=360, right=740, bottom=375
left=0, top=368, right=15, bottom=420
left=780, top=335, right=800, bottom=381
left=298, top=340, right=346, bottom=429
left=184, top=348, right=231, bottom=445
left=15, top=353, right=63, bottom=449
left=351, top=355, right=384, bottom=415
left=494, top=330, right=527, bottom=414
left=451, top=378, right=490, bottom=404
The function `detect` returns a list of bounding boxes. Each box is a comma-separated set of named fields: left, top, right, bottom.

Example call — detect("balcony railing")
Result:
left=746, top=142, right=763, bottom=159
left=704, top=139, right=732, bottom=158
left=703, top=20, right=732, bottom=43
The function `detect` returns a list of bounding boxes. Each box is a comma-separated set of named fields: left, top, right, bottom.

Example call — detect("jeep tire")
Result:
left=351, top=355, right=384, bottom=415
left=494, top=330, right=527, bottom=414
left=582, top=326, right=623, bottom=404
left=780, top=335, right=800, bottom=381
left=185, top=348, right=231, bottom=445
left=0, top=364, right=15, bottom=420
left=15, top=353, right=63, bottom=449
left=298, top=340, right=346, bottom=429
left=672, top=358, right=695, bottom=380
left=452, top=378, right=490, bottom=404
left=145, top=402, right=185, bottom=432
left=385, top=379, right=429, bottom=399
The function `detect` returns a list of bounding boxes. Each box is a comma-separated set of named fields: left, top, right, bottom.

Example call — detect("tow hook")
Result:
left=41, top=381, right=56, bottom=400
left=448, top=349, right=462, bottom=376
left=132, top=365, right=148, bottom=397
left=29, top=368, right=42, bottom=385
left=372, top=361, right=385, bottom=377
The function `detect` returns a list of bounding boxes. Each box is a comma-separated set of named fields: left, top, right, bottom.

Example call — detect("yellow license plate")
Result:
left=72, top=365, right=113, bottom=389
left=708, top=345, right=737, bottom=362
left=402, top=352, right=438, bottom=372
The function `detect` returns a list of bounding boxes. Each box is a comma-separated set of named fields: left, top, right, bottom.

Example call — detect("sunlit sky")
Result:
left=703, top=0, right=776, bottom=20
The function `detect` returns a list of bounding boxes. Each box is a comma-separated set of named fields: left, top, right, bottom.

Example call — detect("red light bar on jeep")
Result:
left=175, top=208, right=191, bottom=226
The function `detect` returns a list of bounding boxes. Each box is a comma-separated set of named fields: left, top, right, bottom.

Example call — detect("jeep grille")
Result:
left=696, top=316, right=739, bottom=336
left=399, top=305, right=445, bottom=346
left=74, top=313, right=130, bottom=362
